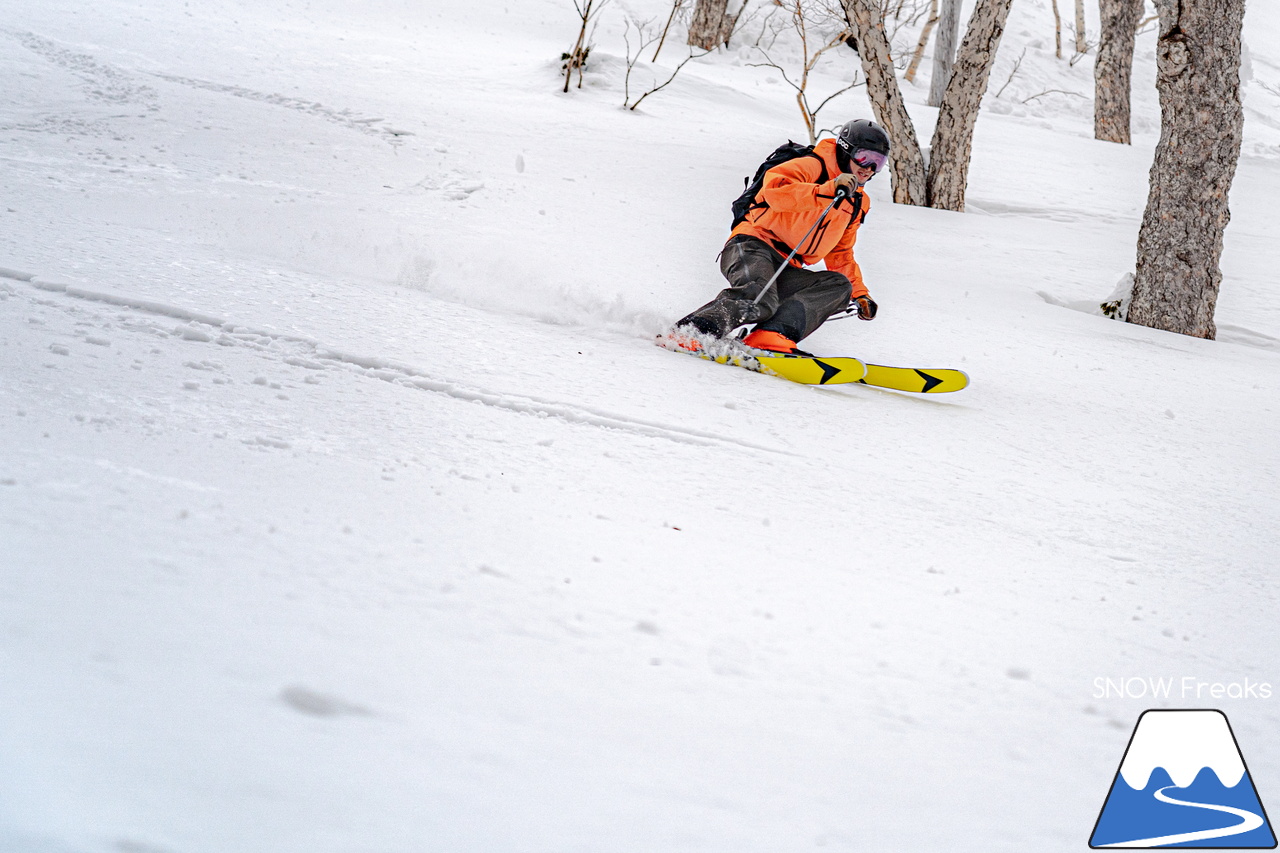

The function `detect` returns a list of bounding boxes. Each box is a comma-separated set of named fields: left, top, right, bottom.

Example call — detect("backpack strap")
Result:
left=741, top=150, right=831, bottom=222
left=806, top=150, right=830, bottom=186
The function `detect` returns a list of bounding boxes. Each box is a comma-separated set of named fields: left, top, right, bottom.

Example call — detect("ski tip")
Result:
left=914, top=367, right=969, bottom=393
left=861, top=364, right=969, bottom=393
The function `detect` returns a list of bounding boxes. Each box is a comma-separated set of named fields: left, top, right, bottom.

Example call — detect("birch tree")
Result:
left=1127, top=0, right=1245, bottom=339
left=843, top=0, right=929, bottom=204
left=1094, top=0, right=1144, bottom=143
left=687, top=0, right=744, bottom=49
left=928, top=0, right=961, bottom=107
left=903, top=0, right=938, bottom=83
left=927, top=0, right=1013, bottom=210
left=1050, top=0, right=1062, bottom=59
left=843, top=0, right=1013, bottom=211
left=1073, top=0, right=1087, bottom=53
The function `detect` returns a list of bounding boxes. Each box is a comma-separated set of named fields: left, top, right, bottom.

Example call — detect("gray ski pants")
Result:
left=677, top=235, right=853, bottom=342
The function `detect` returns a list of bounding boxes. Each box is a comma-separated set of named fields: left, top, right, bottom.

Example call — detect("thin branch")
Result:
left=747, top=58, right=802, bottom=92
left=652, top=0, right=686, bottom=62
left=1067, top=41, right=1095, bottom=66
left=751, top=0, right=866, bottom=144
left=629, top=50, right=709, bottom=110
left=994, top=46, right=1027, bottom=99
left=812, top=76, right=866, bottom=115
left=623, top=16, right=663, bottom=107
left=881, top=0, right=930, bottom=45
left=1022, top=88, right=1085, bottom=103
left=902, top=0, right=935, bottom=27
left=904, top=0, right=939, bottom=83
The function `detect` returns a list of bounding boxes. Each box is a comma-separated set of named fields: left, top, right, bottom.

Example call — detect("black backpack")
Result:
left=730, top=141, right=829, bottom=229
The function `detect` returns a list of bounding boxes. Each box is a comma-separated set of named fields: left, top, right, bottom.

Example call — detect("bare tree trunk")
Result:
left=1127, top=0, right=1245, bottom=339
left=904, top=0, right=939, bottom=84
left=1050, top=0, right=1062, bottom=59
left=926, top=0, right=1014, bottom=211
left=1074, top=0, right=1087, bottom=53
left=928, top=0, right=962, bottom=107
left=687, top=0, right=729, bottom=50
left=844, top=0, right=1010, bottom=211
left=719, top=0, right=747, bottom=47
left=844, top=0, right=929, bottom=205
left=1094, top=0, right=1143, bottom=143
left=562, top=0, right=603, bottom=93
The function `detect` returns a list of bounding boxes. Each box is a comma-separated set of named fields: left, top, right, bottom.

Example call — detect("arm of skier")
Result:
left=756, top=159, right=852, bottom=212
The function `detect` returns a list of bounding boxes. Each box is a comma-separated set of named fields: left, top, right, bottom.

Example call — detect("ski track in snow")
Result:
left=147, top=71, right=414, bottom=144
left=7, top=30, right=159, bottom=108
left=5, top=28, right=409, bottom=145
left=1, top=268, right=789, bottom=456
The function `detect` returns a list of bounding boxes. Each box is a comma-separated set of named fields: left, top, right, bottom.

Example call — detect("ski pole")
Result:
left=751, top=183, right=857, bottom=307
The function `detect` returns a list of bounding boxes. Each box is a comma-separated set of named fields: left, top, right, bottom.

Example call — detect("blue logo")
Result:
left=1090, top=709, right=1276, bottom=848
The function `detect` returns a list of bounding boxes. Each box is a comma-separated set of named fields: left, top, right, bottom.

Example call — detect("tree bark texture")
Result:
left=903, top=0, right=939, bottom=84
left=844, top=0, right=929, bottom=205
left=687, top=0, right=730, bottom=50
left=1050, top=0, right=1062, bottom=58
left=1074, top=0, right=1087, bottom=53
left=1094, top=0, right=1143, bottom=143
left=928, top=0, right=962, bottom=107
left=926, top=0, right=1013, bottom=211
left=1127, top=0, right=1245, bottom=339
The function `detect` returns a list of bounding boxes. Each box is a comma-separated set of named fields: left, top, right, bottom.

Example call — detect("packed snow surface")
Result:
left=2, top=0, right=1279, bottom=851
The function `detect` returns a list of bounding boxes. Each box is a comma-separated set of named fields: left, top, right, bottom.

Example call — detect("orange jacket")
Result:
left=730, top=137, right=871, bottom=299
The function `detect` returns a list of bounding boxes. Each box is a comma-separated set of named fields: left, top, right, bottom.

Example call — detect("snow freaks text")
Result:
left=1093, top=677, right=1274, bottom=701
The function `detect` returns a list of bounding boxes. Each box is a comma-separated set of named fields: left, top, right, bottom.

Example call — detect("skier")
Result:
left=667, top=119, right=890, bottom=355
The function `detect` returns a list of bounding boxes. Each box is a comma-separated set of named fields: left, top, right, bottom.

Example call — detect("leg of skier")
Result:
left=668, top=233, right=853, bottom=354
left=671, top=237, right=779, bottom=341
left=744, top=264, right=852, bottom=352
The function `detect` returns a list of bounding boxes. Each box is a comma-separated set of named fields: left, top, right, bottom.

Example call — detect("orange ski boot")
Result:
left=741, top=329, right=800, bottom=354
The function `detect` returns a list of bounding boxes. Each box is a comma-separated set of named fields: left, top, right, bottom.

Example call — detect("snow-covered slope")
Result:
left=2, top=1, right=1278, bottom=851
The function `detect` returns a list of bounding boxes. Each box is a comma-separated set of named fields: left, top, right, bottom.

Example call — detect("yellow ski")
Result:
left=661, top=337, right=968, bottom=393
left=859, top=363, right=970, bottom=393
left=754, top=354, right=867, bottom=385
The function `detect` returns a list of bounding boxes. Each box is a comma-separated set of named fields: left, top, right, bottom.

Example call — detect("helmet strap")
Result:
left=835, top=145, right=853, bottom=175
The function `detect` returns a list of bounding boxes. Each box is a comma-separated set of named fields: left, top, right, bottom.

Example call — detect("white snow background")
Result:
left=2, top=0, right=1279, bottom=850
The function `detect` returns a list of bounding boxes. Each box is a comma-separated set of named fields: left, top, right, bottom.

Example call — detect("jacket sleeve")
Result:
left=824, top=197, right=870, bottom=299
left=756, top=158, right=846, bottom=212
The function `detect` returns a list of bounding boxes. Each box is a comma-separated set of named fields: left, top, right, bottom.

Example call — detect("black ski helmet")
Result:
left=836, top=119, right=891, bottom=173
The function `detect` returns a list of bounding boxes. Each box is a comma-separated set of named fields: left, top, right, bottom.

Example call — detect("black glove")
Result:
left=854, top=295, right=878, bottom=321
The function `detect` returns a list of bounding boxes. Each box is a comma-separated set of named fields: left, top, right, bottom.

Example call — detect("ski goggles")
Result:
left=851, top=148, right=888, bottom=173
